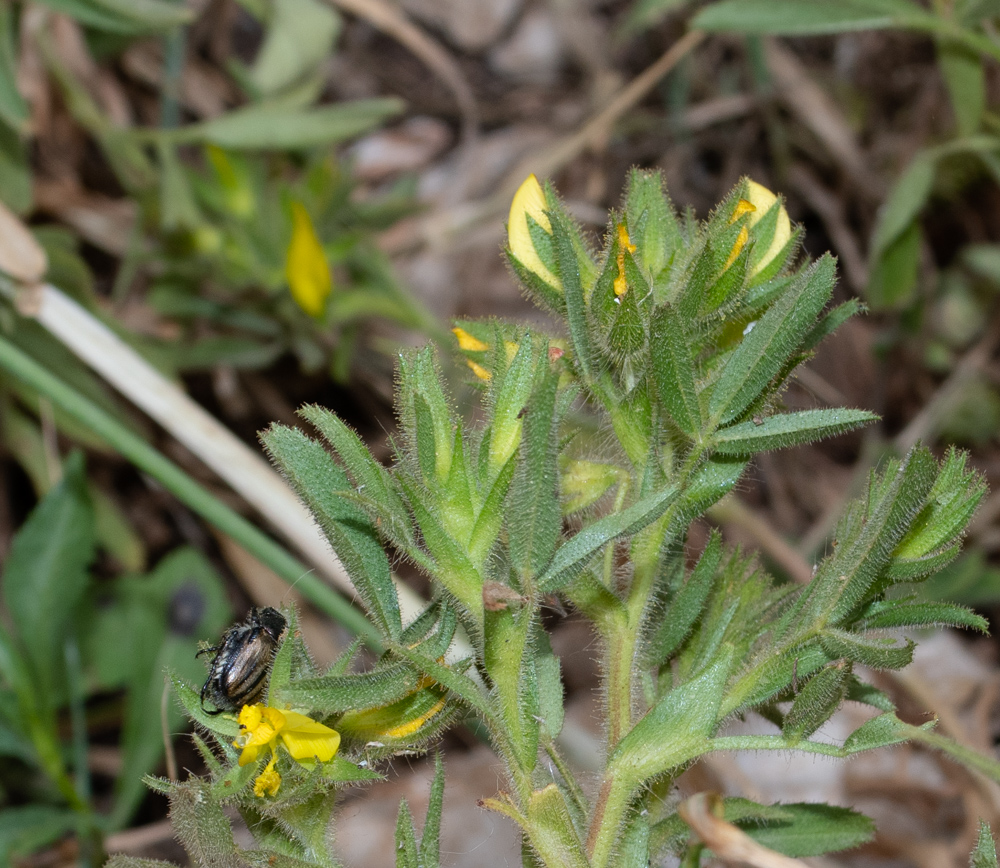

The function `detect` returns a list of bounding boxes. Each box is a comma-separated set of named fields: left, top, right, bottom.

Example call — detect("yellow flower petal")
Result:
left=614, top=223, right=636, bottom=297
left=723, top=225, right=750, bottom=272
left=452, top=327, right=489, bottom=352
left=743, top=180, right=792, bottom=276
left=286, top=201, right=332, bottom=317
left=379, top=696, right=447, bottom=740
left=279, top=710, right=341, bottom=763
left=467, top=360, right=491, bottom=381
left=235, top=704, right=283, bottom=766
left=507, top=174, right=559, bottom=290
left=730, top=198, right=756, bottom=222
left=253, top=755, right=281, bottom=798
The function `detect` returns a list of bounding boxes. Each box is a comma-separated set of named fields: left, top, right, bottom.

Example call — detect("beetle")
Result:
left=197, top=607, right=287, bottom=715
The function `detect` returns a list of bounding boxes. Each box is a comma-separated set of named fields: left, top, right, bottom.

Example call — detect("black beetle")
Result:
left=198, top=607, right=287, bottom=714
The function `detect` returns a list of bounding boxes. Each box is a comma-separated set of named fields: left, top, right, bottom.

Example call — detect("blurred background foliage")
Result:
left=3, top=0, right=1000, bottom=865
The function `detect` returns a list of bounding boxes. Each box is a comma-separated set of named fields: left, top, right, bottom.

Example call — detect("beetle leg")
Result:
left=196, top=643, right=220, bottom=659
left=200, top=679, right=223, bottom=715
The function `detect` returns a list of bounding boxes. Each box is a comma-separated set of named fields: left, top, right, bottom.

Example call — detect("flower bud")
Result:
left=743, top=180, right=792, bottom=277
left=285, top=201, right=332, bottom=317
left=507, top=174, right=560, bottom=291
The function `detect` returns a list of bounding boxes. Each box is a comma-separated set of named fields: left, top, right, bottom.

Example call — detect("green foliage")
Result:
left=134, top=170, right=995, bottom=868
left=143, top=148, right=433, bottom=379
left=0, top=1, right=435, bottom=386
left=691, top=0, right=1000, bottom=400
left=0, top=452, right=230, bottom=859
left=971, top=821, right=999, bottom=868
left=392, top=755, right=446, bottom=868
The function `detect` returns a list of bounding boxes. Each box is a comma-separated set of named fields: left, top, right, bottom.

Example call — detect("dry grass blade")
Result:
left=0, top=199, right=47, bottom=283
left=678, top=793, right=809, bottom=868
left=21, top=282, right=431, bottom=627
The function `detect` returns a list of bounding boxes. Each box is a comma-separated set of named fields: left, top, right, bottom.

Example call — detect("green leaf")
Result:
left=420, top=754, right=446, bottom=868
left=823, top=447, right=939, bottom=623
left=508, top=368, right=561, bottom=578
left=99, top=548, right=230, bottom=828
left=620, top=0, right=690, bottom=36
left=970, top=820, right=998, bottom=868
left=646, top=531, right=722, bottom=665
left=535, top=639, right=565, bottom=739
left=484, top=605, right=538, bottom=771
left=538, top=482, right=679, bottom=592
left=938, top=41, right=984, bottom=137
left=819, top=628, right=913, bottom=669
left=857, top=599, right=987, bottom=632
left=708, top=255, right=834, bottom=426
left=174, top=98, right=404, bottom=150
left=89, top=0, right=192, bottom=26
left=782, top=662, right=850, bottom=744
left=843, top=711, right=916, bottom=753
left=745, top=803, right=875, bottom=857
left=250, top=0, right=341, bottom=96
left=0, top=123, right=31, bottom=212
left=0, top=6, right=28, bottom=134
left=390, top=643, right=494, bottom=725
left=299, top=405, right=418, bottom=555
left=725, top=642, right=829, bottom=714
left=669, top=456, right=748, bottom=539
left=868, top=220, right=921, bottom=309
left=276, top=662, right=421, bottom=713
left=871, top=152, right=936, bottom=258
left=395, top=800, right=420, bottom=868
left=649, top=304, right=702, bottom=437
left=168, top=779, right=241, bottom=866
left=846, top=676, right=895, bottom=712
left=262, top=424, right=400, bottom=638
left=895, top=447, right=986, bottom=560
left=885, top=544, right=959, bottom=582
left=2, top=452, right=94, bottom=698
left=525, top=785, right=591, bottom=868
left=611, top=652, right=731, bottom=785
left=397, top=472, right=483, bottom=622
left=713, top=408, right=876, bottom=453
left=800, top=298, right=864, bottom=354
left=624, top=168, right=681, bottom=280
left=551, top=209, right=598, bottom=383
left=38, top=0, right=189, bottom=31
left=322, top=754, right=383, bottom=783
left=0, top=806, right=77, bottom=865
left=693, top=0, right=929, bottom=34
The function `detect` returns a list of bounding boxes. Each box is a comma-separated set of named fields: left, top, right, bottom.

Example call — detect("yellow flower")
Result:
left=741, top=180, right=792, bottom=277
left=467, top=360, right=492, bottom=381
left=253, top=755, right=281, bottom=798
left=234, top=704, right=341, bottom=796
left=285, top=201, right=332, bottom=317
left=452, top=327, right=489, bottom=352
left=507, top=174, right=560, bottom=290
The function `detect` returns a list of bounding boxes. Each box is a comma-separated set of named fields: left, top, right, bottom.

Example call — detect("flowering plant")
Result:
left=109, top=171, right=999, bottom=868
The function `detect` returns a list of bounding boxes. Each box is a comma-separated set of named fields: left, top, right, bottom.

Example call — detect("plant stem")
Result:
left=0, top=335, right=382, bottom=649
